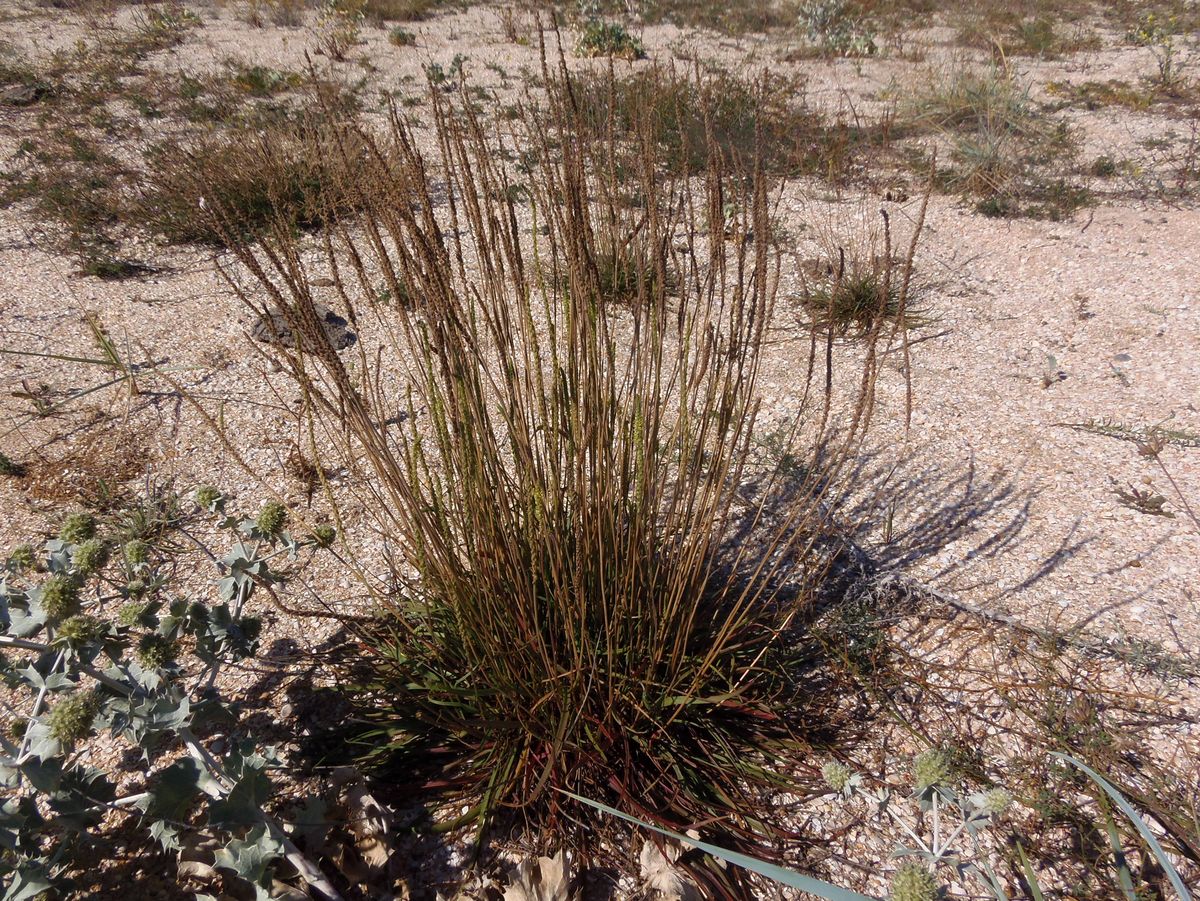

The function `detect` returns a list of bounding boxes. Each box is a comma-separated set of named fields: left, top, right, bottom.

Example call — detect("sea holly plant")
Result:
left=0, top=490, right=343, bottom=900
left=823, top=749, right=1014, bottom=900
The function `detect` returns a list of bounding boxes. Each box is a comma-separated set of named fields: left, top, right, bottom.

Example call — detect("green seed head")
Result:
left=117, top=601, right=151, bottom=627
left=891, top=862, right=938, bottom=901
left=137, top=633, right=177, bottom=670
left=980, top=787, right=1012, bottom=815
left=73, top=539, right=109, bottom=575
left=126, top=577, right=149, bottom=597
left=41, top=575, right=81, bottom=622
left=311, top=523, right=336, bottom=548
left=9, top=717, right=28, bottom=740
left=57, top=614, right=106, bottom=645
left=7, top=544, right=35, bottom=572
left=256, top=501, right=288, bottom=535
left=913, top=749, right=952, bottom=791
left=194, top=485, right=221, bottom=510
left=822, top=761, right=852, bottom=793
left=47, top=691, right=99, bottom=747
left=58, top=512, right=96, bottom=544
left=123, top=539, right=150, bottom=568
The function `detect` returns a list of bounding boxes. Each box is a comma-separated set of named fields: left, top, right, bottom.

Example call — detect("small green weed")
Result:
left=798, top=0, right=878, bottom=57
left=388, top=26, right=416, bottom=46
left=575, top=19, right=645, bottom=60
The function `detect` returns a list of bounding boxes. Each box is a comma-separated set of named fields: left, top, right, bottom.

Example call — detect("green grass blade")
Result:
left=1103, top=806, right=1139, bottom=901
left=560, top=791, right=880, bottom=901
left=1052, top=752, right=1192, bottom=901
left=1016, top=841, right=1045, bottom=901
left=0, top=348, right=114, bottom=366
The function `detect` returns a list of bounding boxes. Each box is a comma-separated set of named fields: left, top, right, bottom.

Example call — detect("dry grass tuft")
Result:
left=193, top=50, right=907, bottom=887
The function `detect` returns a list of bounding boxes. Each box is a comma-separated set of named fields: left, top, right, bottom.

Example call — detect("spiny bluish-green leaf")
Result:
left=143, top=757, right=205, bottom=822
left=149, top=819, right=182, bottom=852
left=16, top=667, right=74, bottom=694
left=207, top=747, right=275, bottom=830
left=21, top=722, right=62, bottom=762
left=213, top=822, right=281, bottom=891
left=2, top=858, right=53, bottom=901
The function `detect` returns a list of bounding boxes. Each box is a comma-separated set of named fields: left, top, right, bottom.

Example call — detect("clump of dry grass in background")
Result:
left=139, top=109, right=371, bottom=245
left=901, top=61, right=1088, bottom=218
left=573, top=62, right=891, bottom=182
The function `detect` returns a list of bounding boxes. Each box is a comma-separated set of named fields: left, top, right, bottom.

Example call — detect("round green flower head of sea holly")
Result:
left=137, top=634, right=178, bottom=670
left=913, top=749, right=952, bottom=791
left=979, top=787, right=1012, bottom=815
left=239, top=615, right=262, bottom=641
left=58, top=512, right=96, bottom=544
left=256, top=501, right=288, bottom=535
left=117, top=601, right=152, bottom=627
left=311, top=523, right=336, bottom=548
left=7, top=543, right=34, bottom=571
left=41, top=575, right=81, bottom=621
left=73, top=538, right=109, bottom=575
left=47, top=691, right=100, bottom=747
left=821, top=760, right=852, bottom=794
left=57, top=614, right=106, bottom=645
left=890, top=861, right=938, bottom=901
left=194, top=485, right=221, bottom=510
left=123, top=539, right=149, bottom=568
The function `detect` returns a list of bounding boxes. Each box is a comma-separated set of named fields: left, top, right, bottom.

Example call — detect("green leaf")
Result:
left=143, top=757, right=205, bottom=822
left=290, top=795, right=331, bottom=850
left=21, top=722, right=63, bottom=762
left=1015, top=841, right=1044, bottom=901
left=560, top=791, right=880, bottom=901
left=213, top=823, right=282, bottom=892
left=149, top=819, right=182, bottom=852
left=1051, top=752, right=1192, bottom=901
left=207, top=743, right=276, bottom=830
left=1102, top=807, right=1138, bottom=901
left=2, top=859, right=52, bottom=901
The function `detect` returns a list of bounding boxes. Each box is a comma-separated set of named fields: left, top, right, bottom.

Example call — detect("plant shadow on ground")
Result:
left=230, top=630, right=466, bottom=900
left=810, top=451, right=1200, bottom=896
left=211, top=443, right=1200, bottom=900
left=228, top=444, right=1187, bottom=900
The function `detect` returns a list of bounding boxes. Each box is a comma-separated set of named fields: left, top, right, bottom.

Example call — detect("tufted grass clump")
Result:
left=138, top=119, right=360, bottom=246
left=0, top=450, right=24, bottom=477
left=904, top=63, right=1084, bottom=217
left=205, top=54, right=890, bottom=887
left=802, top=268, right=912, bottom=335
left=573, top=63, right=876, bottom=182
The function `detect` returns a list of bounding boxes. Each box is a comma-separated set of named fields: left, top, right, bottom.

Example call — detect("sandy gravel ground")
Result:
left=0, top=1, right=1197, bottom=897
